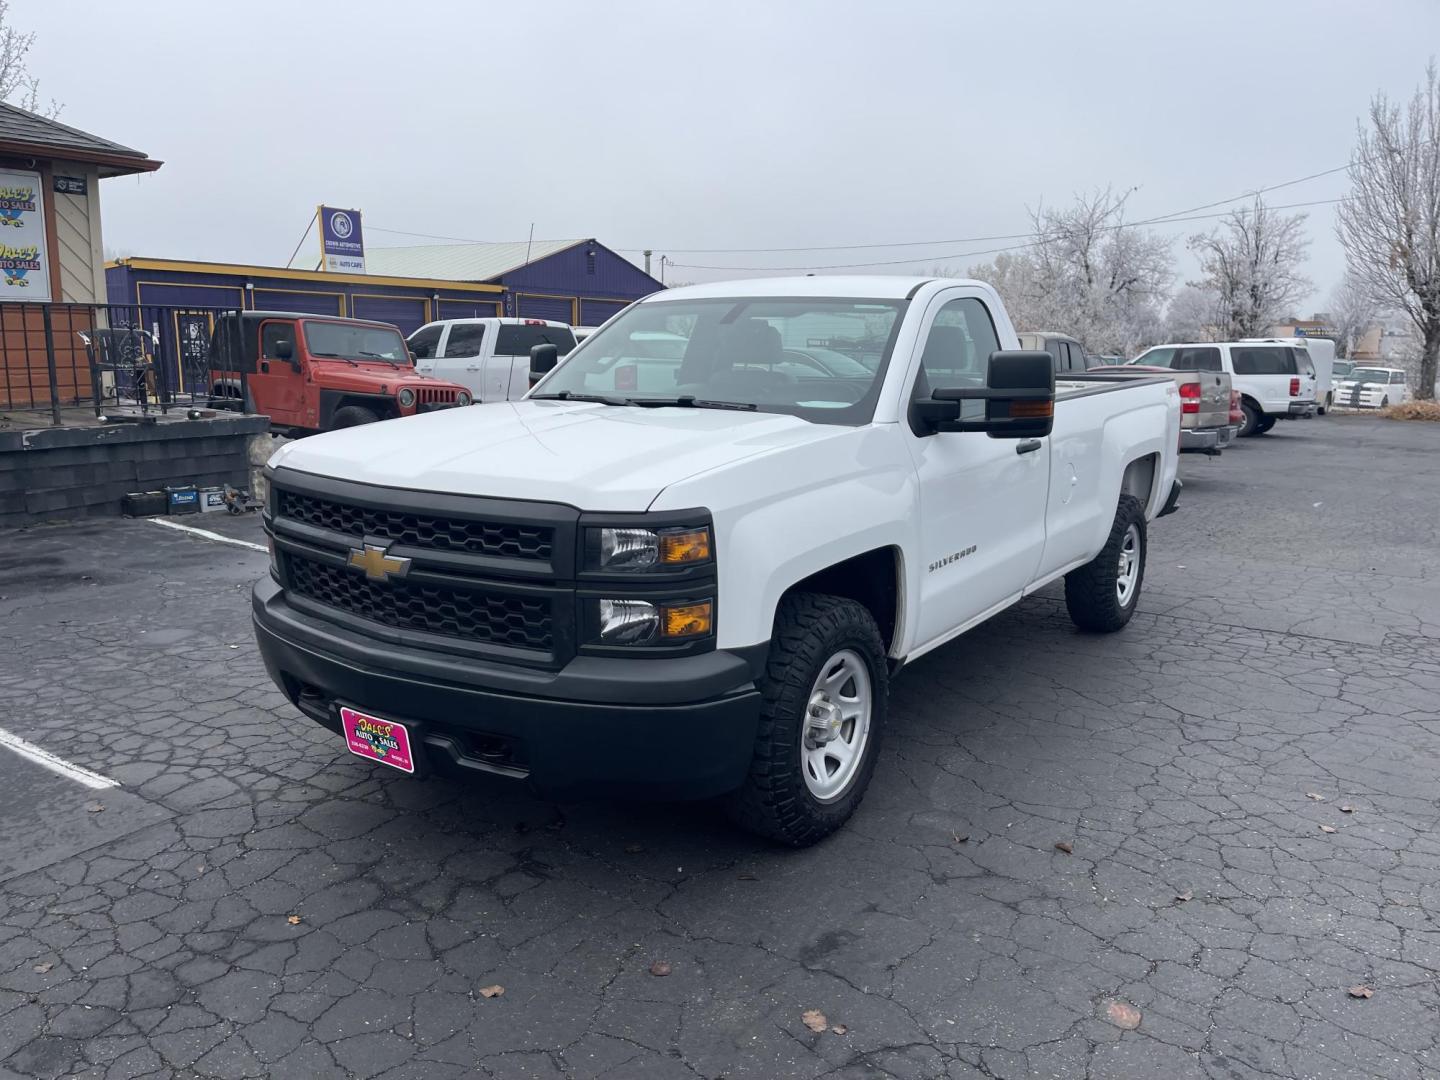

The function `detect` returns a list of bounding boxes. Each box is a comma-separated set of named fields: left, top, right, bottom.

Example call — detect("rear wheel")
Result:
left=1237, top=400, right=1260, bottom=437
left=1065, top=495, right=1146, bottom=633
left=331, top=405, right=382, bottom=429
left=1255, top=415, right=1277, bottom=434
left=725, top=593, right=888, bottom=846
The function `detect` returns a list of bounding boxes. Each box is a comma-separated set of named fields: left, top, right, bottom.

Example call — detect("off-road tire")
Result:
left=724, top=593, right=888, bottom=847
left=331, top=406, right=382, bottom=429
left=1064, top=494, right=1146, bottom=633
left=1237, top=400, right=1260, bottom=437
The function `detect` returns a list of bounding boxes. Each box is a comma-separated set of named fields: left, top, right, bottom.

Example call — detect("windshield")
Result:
left=1333, top=361, right=1354, bottom=378
left=1348, top=368, right=1390, bottom=383
left=304, top=321, right=409, bottom=363
left=533, top=296, right=908, bottom=424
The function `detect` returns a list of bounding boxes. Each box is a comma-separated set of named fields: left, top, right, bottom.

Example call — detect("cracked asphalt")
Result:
left=1, top=415, right=1438, bottom=1080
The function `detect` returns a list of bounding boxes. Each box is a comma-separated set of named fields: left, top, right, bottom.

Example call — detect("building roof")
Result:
left=107, top=257, right=504, bottom=293
left=365, top=239, right=589, bottom=281
left=0, top=102, right=160, bottom=176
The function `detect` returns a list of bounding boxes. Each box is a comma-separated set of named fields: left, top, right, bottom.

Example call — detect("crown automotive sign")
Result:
left=320, top=205, right=365, bottom=273
left=0, top=170, right=50, bottom=301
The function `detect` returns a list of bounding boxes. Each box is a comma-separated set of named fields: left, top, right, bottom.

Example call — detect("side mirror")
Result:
left=529, top=343, right=559, bottom=387
left=275, top=339, right=293, bottom=361
left=914, top=350, right=1055, bottom=438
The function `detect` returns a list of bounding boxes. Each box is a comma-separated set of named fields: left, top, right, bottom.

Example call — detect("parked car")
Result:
left=1244, top=337, right=1335, bottom=414
left=1334, top=365, right=1411, bottom=408
left=1130, top=341, right=1315, bottom=437
left=255, top=275, right=1181, bottom=846
left=407, top=318, right=577, bottom=403
left=1017, top=331, right=1091, bottom=375
left=1090, top=346, right=1236, bottom=454
left=573, top=326, right=599, bottom=342
left=1333, top=359, right=1355, bottom=381
left=208, top=312, right=470, bottom=433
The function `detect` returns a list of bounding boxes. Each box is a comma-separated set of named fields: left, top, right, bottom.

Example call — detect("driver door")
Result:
left=903, top=293, right=1052, bottom=649
left=251, top=319, right=305, bottom=426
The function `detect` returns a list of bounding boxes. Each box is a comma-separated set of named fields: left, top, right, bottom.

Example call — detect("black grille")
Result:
left=278, top=490, right=552, bottom=561
left=287, top=555, right=553, bottom=651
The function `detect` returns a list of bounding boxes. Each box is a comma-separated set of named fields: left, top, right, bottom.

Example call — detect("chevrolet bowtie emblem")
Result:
left=348, top=543, right=411, bottom=583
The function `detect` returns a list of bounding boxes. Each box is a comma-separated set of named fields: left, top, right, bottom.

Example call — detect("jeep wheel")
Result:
left=1064, top=495, right=1146, bottom=633
left=331, top=405, right=382, bottom=429
left=725, top=593, right=887, bottom=846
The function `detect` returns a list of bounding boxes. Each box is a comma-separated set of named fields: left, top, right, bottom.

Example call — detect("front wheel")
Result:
left=330, top=405, right=382, bottom=429
left=1381, top=396, right=1390, bottom=408
left=725, top=593, right=888, bottom=846
left=1065, top=495, right=1146, bottom=633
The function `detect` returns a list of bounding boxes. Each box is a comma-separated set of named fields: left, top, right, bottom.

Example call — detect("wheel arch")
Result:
left=777, top=546, right=904, bottom=658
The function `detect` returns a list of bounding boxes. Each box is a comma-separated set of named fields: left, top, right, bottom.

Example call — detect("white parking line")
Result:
left=147, top=517, right=268, bottom=553
left=0, top=726, right=120, bottom=790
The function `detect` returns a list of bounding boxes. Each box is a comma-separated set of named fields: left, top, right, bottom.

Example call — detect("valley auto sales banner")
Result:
left=0, top=169, right=50, bottom=301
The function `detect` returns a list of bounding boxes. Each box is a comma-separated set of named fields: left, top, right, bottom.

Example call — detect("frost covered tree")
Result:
left=1164, top=285, right=1223, bottom=343
left=1326, top=273, right=1375, bottom=360
left=0, top=0, right=60, bottom=118
left=1336, top=62, right=1440, bottom=400
left=1189, top=197, right=1311, bottom=339
left=965, top=188, right=1173, bottom=356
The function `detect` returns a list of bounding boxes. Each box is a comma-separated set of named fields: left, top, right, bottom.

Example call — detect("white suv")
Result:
left=1334, top=365, right=1410, bottom=409
left=1132, top=341, right=1316, bottom=437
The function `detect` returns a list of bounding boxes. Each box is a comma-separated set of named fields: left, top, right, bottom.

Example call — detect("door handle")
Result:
left=1016, top=439, right=1043, bottom=455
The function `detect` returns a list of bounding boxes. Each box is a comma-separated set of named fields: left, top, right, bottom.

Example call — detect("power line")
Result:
left=667, top=198, right=1348, bottom=273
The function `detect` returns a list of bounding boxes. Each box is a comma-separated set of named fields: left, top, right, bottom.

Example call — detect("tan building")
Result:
left=0, top=102, right=160, bottom=410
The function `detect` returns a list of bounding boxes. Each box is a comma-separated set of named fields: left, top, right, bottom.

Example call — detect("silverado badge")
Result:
left=348, top=543, right=411, bottom=583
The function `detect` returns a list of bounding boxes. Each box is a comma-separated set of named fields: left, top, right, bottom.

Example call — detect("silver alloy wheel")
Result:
left=802, top=649, right=872, bottom=802
left=1116, top=523, right=1141, bottom=607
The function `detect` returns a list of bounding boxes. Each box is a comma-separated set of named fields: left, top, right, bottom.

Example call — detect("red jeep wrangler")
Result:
left=210, top=311, right=471, bottom=432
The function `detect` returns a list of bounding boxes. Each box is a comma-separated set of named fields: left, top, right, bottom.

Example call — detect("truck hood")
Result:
left=268, top=399, right=845, bottom=510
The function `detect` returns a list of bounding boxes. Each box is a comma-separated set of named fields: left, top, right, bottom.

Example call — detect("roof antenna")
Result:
left=524, top=223, right=534, bottom=268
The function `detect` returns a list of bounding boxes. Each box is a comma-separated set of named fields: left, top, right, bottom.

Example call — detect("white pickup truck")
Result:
left=407, top=317, right=577, bottom=403
left=254, top=276, right=1181, bottom=845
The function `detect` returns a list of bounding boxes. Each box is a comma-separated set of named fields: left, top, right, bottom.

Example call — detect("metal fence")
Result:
left=0, top=302, right=245, bottom=425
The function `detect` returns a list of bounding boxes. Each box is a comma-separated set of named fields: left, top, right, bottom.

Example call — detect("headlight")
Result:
left=456, top=390, right=472, bottom=406
left=588, top=525, right=712, bottom=571
left=397, top=387, right=416, bottom=408
left=592, top=598, right=713, bottom=645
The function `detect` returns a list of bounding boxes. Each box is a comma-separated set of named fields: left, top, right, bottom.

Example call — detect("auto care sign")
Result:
left=320, top=205, right=365, bottom=273
left=0, top=170, right=50, bottom=301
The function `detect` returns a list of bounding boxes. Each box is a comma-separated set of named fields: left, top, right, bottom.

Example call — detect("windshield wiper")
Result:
left=530, top=390, right=629, bottom=406
left=629, top=396, right=758, bottom=411
left=309, top=351, right=360, bottom=367
left=357, top=350, right=399, bottom=361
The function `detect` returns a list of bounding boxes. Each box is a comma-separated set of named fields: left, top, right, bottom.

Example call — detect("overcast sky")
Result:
left=22, top=0, right=1438, bottom=309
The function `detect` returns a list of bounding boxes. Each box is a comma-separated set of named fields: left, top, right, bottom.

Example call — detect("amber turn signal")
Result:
left=659, top=528, right=712, bottom=565
left=1009, top=400, right=1054, bottom=419
left=661, top=600, right=713, bottom=639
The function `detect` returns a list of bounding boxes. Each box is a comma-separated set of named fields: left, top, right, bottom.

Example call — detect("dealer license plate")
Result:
left=339, top=707, right=415, bottom=773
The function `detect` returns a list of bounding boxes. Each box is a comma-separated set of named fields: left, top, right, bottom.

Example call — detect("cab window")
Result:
left=407, top=324, right=442, bottom=360
left=913, top=297, right=1000, bottom=423
left=260, top=322, right=295, bottom=360
left=442, top=324, right=486, bottom=359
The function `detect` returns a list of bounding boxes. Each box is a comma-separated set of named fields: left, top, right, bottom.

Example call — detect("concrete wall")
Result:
left=0, top=415, right=271, bottom=530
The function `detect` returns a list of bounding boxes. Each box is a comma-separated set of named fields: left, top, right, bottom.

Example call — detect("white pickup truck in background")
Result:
left=255, top=276, right=1182, bottom=845
left=407, top=317, right=577, bottom=402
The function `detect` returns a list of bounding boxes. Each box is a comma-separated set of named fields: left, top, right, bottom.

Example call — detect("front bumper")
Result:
left=1179, top=425, right=1236, bottom=453
left=252, top=577, right=762, bottom=799
left=416, top=401, right=465, bottom=413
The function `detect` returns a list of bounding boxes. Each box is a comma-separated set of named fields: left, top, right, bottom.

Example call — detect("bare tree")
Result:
left=965, top=188, right=1173, bottom=356
left=1164, top=284, right=1223, bottom=343
left=1326, top=273, right=1375, bottom=359
left=1336, top=62, right=1440, bottom=400
left=1189, top=197, right=1311, bottom=338
left=0, top=0, right=60, bottom=118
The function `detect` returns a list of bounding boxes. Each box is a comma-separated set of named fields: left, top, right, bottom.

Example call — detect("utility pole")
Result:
left=643, top=249, right=652, bottom=277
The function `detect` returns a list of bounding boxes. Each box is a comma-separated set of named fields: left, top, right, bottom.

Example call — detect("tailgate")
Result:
left=1195, top=371, right=1229, bottom=428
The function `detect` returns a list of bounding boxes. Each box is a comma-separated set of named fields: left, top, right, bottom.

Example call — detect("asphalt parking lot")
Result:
left=1, top=415, right=1438, bottom=1080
